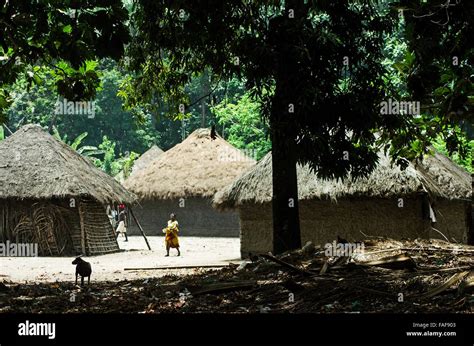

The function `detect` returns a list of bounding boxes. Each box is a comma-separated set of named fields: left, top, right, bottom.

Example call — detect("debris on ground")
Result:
left=0, top=238, right=472, bottom=313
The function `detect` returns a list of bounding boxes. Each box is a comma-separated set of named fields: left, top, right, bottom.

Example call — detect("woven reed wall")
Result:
left=79, top=198, right=120, bottom=255
left=0, top=198, right=119, bottom=256
left=0, top=199, right=75, bottom=256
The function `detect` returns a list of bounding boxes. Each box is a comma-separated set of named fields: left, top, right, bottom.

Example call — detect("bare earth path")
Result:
left=0, top=236, right=241, bottom=283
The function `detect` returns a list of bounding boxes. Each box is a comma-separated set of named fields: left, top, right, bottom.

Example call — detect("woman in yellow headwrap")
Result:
left=163, top=213, right=180, bottom=256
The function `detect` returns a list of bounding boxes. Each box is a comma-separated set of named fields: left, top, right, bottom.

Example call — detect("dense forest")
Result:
left=1, top=58, right=270, bottom=176
left=0, top=1, right=471, bottom=180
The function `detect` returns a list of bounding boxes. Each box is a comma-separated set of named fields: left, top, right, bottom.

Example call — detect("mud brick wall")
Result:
left=128, top=197, right=240, bottom=237
left=239, top=197, right=468, bottom=258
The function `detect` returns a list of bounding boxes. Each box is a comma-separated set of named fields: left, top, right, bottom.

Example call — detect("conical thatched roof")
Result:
left=124, top=128, right=256, bottom=199
left=214, top=150, right=471, bottom=209
left=131, top=145, right=164, bottom=174
left=114, top=145, right=164, bottom=183
left=0, top=124, right=136, bottom=204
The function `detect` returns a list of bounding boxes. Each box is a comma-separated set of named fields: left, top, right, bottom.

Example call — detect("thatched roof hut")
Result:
left=124, top=128, right=255, bottom=199
left=214, top=151, right=471, bottom=207
left=0, top=124, right=135, bottom=204
left=214, top=151, right=471, bottom=257
left=123, top=128, right=256, bottom=236
left=0, top=124, right=136, bottom=256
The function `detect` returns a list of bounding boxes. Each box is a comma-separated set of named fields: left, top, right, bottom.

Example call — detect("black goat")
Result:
left=72, top=256, right=92, bottom=286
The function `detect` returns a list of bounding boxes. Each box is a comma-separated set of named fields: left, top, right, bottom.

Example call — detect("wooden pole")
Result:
left=78, top=201, right=87, bottom=255
left=130, top=207, right=151, bottom=250
left=0, top=204, right=4, bottom=242
left=201, top=99, right=206, bottom=127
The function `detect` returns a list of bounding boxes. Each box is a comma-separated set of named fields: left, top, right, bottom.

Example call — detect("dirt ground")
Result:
left=0, top=238, right=473, bottom=313
left=0, top=236, right=241, bottom=283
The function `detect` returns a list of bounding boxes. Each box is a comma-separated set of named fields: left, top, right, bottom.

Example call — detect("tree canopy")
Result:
left=0, top=0, right=129, bottom=122
left=0, top=0, right=471, bottom=253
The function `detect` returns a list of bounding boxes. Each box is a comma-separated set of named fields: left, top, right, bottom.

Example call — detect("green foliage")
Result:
left=0, top=0, right=130, bottom=121
left=381, top=16, right=410, bottom=99
left=386, top=0, right=474, bottom=161
left=432, top=136, right=473, bottom=173
left=5, top=54, right=246, bottom=161
left=52, top=126, right=103, bottom=159
left=125, top=1, right=401, bottom=180
left=51, top=60, right=102, bottom=101
left=5, top=59, right=163, bottom=155
left=211, top=92, right=271, bottom=160
left=115, top=152, right=140, bottom=179
left=96, top=136, right=116, bottom=175
left=93, top=135, right=140, bottom=178
left=5, top=67, right=57, bottom=129
left=70, top=132, right=89, bottom=151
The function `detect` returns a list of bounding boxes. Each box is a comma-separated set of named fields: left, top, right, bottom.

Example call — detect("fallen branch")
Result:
left=360, top=248, right=403, bottom=256
left=319, top=260, right=329, bottom=275
left=260, top=254, right=312, bottom=277
left=430, top=227, right=449, bottom=242
left=415, top=271, right=470, bottom=300
left=357, top=253, right=417, bottom=270
left=457, top=271, right=474, bottom=295
left=189, top=280, right=257, bottom=296
left=416, top=266, right=474, bottom=274
left=401, top=247, right=474, bottom=254
left=124, top=264, right=235, bottom=271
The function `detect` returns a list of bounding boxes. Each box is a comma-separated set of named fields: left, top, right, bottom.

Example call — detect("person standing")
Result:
left=106, top=205, right=118, bottom=229
left=162, top=213, right=180, bottom=256
left=115, top=204, right=128, bottom=242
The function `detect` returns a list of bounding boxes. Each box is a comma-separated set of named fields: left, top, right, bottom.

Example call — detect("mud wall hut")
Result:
left=0, top=124, right=136, bottom=256
left=214, top=151, right=472, bottom=257
left=123, top=128, right=255, bottom=237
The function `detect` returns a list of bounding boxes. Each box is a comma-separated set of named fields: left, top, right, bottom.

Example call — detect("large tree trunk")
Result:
left=270, top=85, right=301, bottom=254
left=268, top=1, right=305, bottom=254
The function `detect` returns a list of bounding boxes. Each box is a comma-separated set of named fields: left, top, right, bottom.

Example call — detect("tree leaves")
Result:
left=211, top=92, right=271, bottom=160
left=0, top=0, right=130, bottom=123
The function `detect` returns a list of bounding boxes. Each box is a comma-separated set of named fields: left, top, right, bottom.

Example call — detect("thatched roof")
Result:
left=131, top=145, right=164, bottom=174
left=0, top=124, right=136, bottom=204
left=114, top=145, right=164, bottom=183
left=123, top=128, right=256, bottom=199
left=214, top=150, right=472, bottom=209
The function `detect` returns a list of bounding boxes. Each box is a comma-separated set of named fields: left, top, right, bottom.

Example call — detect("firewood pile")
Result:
left=0, top=238, right=473, bottom=313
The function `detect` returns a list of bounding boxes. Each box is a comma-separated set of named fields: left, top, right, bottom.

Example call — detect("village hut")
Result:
left=214, top=151, right=472, bottom=257
left=114, top=145, right=164, bottom=183
left=123, top=128, right=255, bottom=236
left=0, top=124, right=136, bottom=256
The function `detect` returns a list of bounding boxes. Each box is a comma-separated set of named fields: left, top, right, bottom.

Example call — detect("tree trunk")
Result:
left=267, top=1, right=305, bottom=254
left=270, top=85, right=301, bottom=254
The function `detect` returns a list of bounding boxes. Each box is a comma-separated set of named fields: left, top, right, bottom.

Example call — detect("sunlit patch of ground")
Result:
left=0, top=236, right=241, bottom=283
